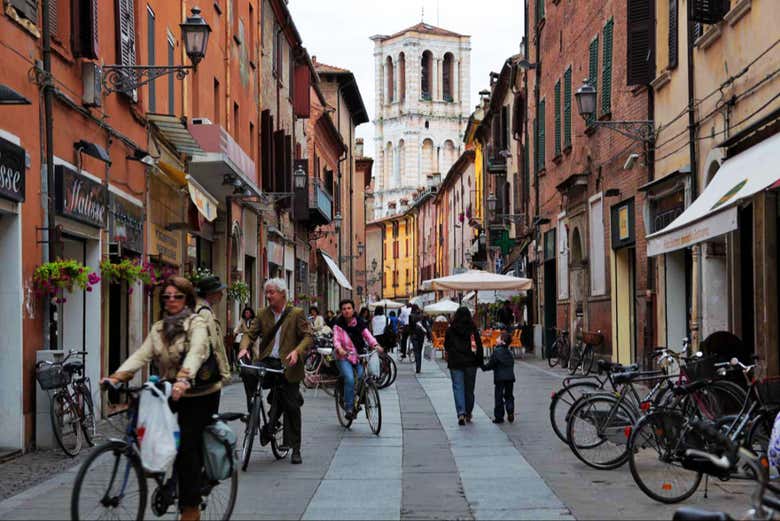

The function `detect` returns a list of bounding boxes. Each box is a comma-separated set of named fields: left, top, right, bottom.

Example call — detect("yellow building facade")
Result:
left=381, top=212, right=417, bottom=300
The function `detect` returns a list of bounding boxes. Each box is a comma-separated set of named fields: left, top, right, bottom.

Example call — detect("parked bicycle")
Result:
left=335, top=353, right=382, bottom=435
left=546, top=328, right=571, bottom=368
left=303, top=333, right=343, bottom=396
left=238, top=360, right=290, bottom=471
left=70, top=380, right=240, bottom=520
left=567, top=330, right=603, bottom=376
left=35, top=350, right=95, bottom=457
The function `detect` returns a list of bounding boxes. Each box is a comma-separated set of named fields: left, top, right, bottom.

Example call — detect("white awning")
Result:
left=647, top=133, right=780, bottom=256
left=185, top=175, right=218, bottom=222
left=319, top=251, right=352, bottom=290
left=428, top=270, right=533, bottom=291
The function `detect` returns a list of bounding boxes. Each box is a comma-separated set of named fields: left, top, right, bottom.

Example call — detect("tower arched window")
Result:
left=421, top=51, right=433, bottom=100
left=398, top=52, right=406, bottom=101
left=385, top=56, right=394, bottom=103
left=443, top=53, right=454, bottom=101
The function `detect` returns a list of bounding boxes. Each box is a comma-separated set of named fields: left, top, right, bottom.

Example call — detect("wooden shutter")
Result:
left=587, top=37, right=598, bottom=126
left=511, top=92, right=523, bottom=139
left=273, top=130, right=285, bottom=193
left=48, top=0, right=58, bottom=37
left=627, top=0, right=654, bottom=85
left=601, top=19, right=613, bottom=115
left=501, top=105, right=509, bottom=151
left=554, top=80, right=561, bottom=156
left=533, top=117, right=538, bottom=174
left=10, top=0, right=38, bottom=23
left=293, top=64, right=311, bottom=118
left=563, top=67, right=572, bottom=148
left=539, top=99, right=546, bottom=169
left=115, top=0, right=137, bottom=96
left=284, top=135, right=292, bottom=192
left=668, top=0, right=679, bottom=69
left=261, top=111, right=272, bottom=191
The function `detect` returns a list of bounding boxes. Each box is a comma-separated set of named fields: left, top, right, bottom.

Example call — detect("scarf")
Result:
left=336, top=315, right=368, bottom=355
left=162, top=308, right=194, bottom=344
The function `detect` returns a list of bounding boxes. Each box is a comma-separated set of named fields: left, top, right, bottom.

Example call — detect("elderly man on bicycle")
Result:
left=332, top=298, right=383, bottom=420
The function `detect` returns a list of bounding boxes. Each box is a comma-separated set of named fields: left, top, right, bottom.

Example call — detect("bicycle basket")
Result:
left=35, top=363, right=71, bottom=390
left=581, top=331, right=604, bottom=346
left=682, top=355, right=717, bottom=381
left=756, top=377, right=780, bottom=406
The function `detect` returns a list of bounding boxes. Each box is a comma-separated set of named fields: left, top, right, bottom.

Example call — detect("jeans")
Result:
left=336, top=359, right=364, bottom=411
left=450, top=366, right=478, bottom=418
left=494, top=381, right=515, bottom=420
left=411, top=336, right=424, bottom=373
left=400, top=328, right=409, bottom=357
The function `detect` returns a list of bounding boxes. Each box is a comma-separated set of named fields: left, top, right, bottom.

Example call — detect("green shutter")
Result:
left=588, top=36, right=599, bottom=126
left=601, top=19, right=613, bottom=115
left=533, top=117, right=539, bottom=174
left=564, top=67, right=572, bottom=148
left=539, top=99, right=546, bottom=169
left=554, top=80, right=561, bottom=156
left=536, top=0, right=545, bottom=24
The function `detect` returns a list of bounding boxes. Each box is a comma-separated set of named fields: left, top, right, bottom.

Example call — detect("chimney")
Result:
left=355, top=138, right=364, bottom=158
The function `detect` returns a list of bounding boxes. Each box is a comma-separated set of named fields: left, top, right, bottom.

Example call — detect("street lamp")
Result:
left=293, top=163, right=307, bottom=190
left=103, top=7, right=211, bottom=95
left=333, top=212, right=342, bottom=231
left=357, top=242, right=365, bottom=256
left=487, top=193, right=497, bottom=212
left=371, top=258, right=378, bottom=271
left=574, top=78, right=655, bottom=143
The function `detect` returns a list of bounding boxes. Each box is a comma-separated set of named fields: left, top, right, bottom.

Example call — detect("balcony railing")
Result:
left=309, top=177, right=332, bottom=226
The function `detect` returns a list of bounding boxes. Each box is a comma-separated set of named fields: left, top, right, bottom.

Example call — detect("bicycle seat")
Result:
left=317, top=347, right=333, bottom=356
left=63, top=360, right=84, bottom=373
left=598, top=360, right=639, bottom=373
left=672, top=507, right=732, bottom=521
left=611, top=370, right=641, bottom=385
left=213, top=412, right=244, bottom=423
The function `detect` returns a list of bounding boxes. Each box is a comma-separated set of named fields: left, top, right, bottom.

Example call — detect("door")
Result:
left=614, top=247, right=636, bottom=364
left=59, top=237, right=87, bottom=352
left=107, top=280, right=129, bottom=404
left=544, top=259, right=557, bottom=353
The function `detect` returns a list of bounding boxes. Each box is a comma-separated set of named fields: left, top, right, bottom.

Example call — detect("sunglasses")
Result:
left=162, top=294, right=186, bottom=301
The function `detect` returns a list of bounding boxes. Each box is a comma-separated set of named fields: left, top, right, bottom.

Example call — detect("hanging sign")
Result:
left=0, top=137, right=25, bottom=202
left=109, top=194, right=144, bottom=253
left=55, top=165, right=107, bottom=228
left=150, top=224, right=182, bottom=265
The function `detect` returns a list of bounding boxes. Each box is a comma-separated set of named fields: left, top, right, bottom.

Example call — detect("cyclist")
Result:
left=101, top=276, right=220, bottom=521
left=333, top=298, right=383, bottom=420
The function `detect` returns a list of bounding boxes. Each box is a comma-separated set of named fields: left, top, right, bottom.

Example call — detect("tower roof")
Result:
left=372, top=22, right=468, bottom=42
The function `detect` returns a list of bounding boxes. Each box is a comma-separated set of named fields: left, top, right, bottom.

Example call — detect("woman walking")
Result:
left=408, top=304, right=431, bottom=374
left=233, top=306, right=255, bottom=371
left=371, top=305, right=388, bottom=350
left=102, top=276, right=225, bottom=521
left=444, top=306, right=484, bottom=425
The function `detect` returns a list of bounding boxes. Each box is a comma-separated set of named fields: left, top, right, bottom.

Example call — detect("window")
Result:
left=589, top=194, right=606, bottom=295
left=116, top=0, right=137, bottom=98
left=8, top=0, right=38, bottom=23
left=558, top=215, right=568, bottom=300
left=167, top=33, right=175, bottom=114
left=261, top=110, right=272, bottom=191
left=72, top=0, right=99, bottom=59
left=601, top=18, right=614, bottom=115
left=405, top=238, right=409, bottom=256
left=443, top=53, right=454, bottom=101
left=669, top=0, right=679, bottom=69
left=535, top=0, right=545, bottom=24
left=533, top=117, right=538, bottom=174
left=554, top=79, right=561, bottom=156
left=231, top=0, right=239, bottom=41
left=421, top=51, right=433, bottom=100
left=627, top=0, right=654, bottom=85
left=587, top=36, right=599, bottom=126
left=537, top=99, right=546, bottom=170
left=249, top=3, right=255, bottom=64
left=563, top=67, right=572, bottom=148
left=48, top=0, right=64, bottom=43
left=147, top=5, right=155, bottom=112
left=398, top=52, right=406, bottom=101
left=385, top=56, right=394, bottom=103
left=249, top=121, right=255, bottom=163
left=213, top=78, right=221, bottom=124
left=272, top=23, right=281, bottom=77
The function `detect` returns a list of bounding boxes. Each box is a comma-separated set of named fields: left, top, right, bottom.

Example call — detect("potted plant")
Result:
left=100, top=258, right=152, bottom=295
left=185, top=266, right=215, bottom=286
left=227, top=280, right=250, bottom=303
left=33, top=259, right=100, bottom=303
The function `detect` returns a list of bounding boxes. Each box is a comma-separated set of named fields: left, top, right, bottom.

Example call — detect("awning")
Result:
left=147, top=114, right=203, bottom=156
left=188, top=152, right=261, bottom=203
left=185, top=175, right=218, bottom=222
left=319, top=251, right=352, bottom=290
left=647, top=133, right=780, bottom=256
left=157, top=160, right=187, bottom=187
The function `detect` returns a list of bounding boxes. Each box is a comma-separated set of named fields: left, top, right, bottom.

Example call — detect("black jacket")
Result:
left=444, top=327, right=483, bottom=370
left=408, top=312, right=431, bottom=340
left=497, top=306, right=514, bottom=326
left=483, top=344, right=515, bottom=383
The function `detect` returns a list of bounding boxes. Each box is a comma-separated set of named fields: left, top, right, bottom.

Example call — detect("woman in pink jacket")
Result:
left=333, top=298, right=382, bottom=419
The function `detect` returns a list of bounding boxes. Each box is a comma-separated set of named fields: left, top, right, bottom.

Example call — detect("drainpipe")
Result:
left=686, top=0, right=701, bottom=350
left=42, top=0, right=57, bottom=349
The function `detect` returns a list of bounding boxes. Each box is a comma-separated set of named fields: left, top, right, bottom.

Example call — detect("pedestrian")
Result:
left=332, top=299, right=382, bottom=420
left=398, top=303, right=412, bottom=358
left=309, top=306, right=327, bottom=334
left=482, top=331, right=516, bottom=423
left=371, top=305, right=388, bottom=349
left=195, top=275, right=232, bottom=386
left=387, top=310, right=399, bottom=352
left=408, top=304, right=431, bottom=374
left=497, top=300, right=514, bottom=328
left=325, top=309, right=337, bottom=329
left=233, top=306, right=256, bottom=371
left=101, top=276, right=221, bottom=521
left=237, top=278, right=313, bottom=465
left=444, top=306, right=484, bottom=425
left=358, top=306, right=371, bottom=323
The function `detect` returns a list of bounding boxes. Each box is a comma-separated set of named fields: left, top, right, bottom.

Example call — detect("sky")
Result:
left=287, top=0, right=525, bottom=158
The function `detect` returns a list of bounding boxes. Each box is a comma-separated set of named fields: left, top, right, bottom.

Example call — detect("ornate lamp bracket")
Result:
left=102, top=65, right=193, bottom=95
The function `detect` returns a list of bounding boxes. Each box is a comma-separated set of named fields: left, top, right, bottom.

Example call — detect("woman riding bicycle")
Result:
left=101, top=276, right=227, bottom=521
left=332, top=299, right=383, bottom=420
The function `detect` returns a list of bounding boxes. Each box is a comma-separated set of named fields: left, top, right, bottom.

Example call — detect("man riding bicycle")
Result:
left=332, top=299, right=383, bottom=420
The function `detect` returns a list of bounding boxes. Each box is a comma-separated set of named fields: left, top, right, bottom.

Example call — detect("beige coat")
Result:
left=195, top=298, right=232, bottom=385
left=111, top=313, right=221, bottom=397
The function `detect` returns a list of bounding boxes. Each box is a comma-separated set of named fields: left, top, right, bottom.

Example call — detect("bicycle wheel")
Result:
left=378, top=354, right=397, bottom=389
left=51, top=391, right=82, bottom=457
left=70, top=440, right=147, bottom=521
left=334, top=383, right=353, bottom=428
left=547, top=338, right=560, bottom=367
left=746, top=409, right=779, bottom=479
left=581, top=346, right=595, bottom=376
left=709, top=380, right=747, bottom=416
left=628, top=410, right=702, bottom=504
left=549, top=381, right=601, bottom=443
left=240, top=398, right=260, bottom=471
left=78, top=384, right=96, bottom=446
left=559, top=337, right=571, bottom=369
left=270, top=418, right=290, bottom=460
left=201, top=468, right=238, bottom=521
left=364, top=383, right=382, bottom=436
left=567, top=394, right=635, bottom=470
left=568, top=345, right=582, bottom=376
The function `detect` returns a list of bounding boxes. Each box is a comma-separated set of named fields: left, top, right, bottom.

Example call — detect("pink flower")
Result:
left=127, top=287, right=134, bottom=295
left=86, top=287, right=92, bottom=292
left=87, top=273, right=101, bottom=285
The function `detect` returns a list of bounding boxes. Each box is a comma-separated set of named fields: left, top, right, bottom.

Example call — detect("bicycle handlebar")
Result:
left=238, top=360, right=286, bottom=374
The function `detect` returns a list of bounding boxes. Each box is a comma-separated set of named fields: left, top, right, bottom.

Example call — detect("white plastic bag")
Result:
left=768, top=410, right=780, bottom=470
left=423, top=338, right=433, bottom=360
left=136, top=381, right=180, bottom=474
left=368, top=351, right=382, bottom=378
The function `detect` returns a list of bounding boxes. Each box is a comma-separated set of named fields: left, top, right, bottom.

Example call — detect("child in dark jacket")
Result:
left=482, top=332, right=516, bottom=423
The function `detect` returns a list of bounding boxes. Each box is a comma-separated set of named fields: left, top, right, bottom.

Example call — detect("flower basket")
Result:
left=33, top=259, right=100, bottom=302
left=227, top=280, right=250, bottom=303
left=185, top=267, right=214, bottom=286
left=100, top=258, right=151, bottom=294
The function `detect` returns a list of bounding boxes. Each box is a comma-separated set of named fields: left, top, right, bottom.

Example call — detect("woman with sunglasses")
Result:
left=101, top=276, right=219, bottom=521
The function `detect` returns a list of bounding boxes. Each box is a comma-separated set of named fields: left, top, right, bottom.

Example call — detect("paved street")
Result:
left=0, top=353, right=755, bottom=520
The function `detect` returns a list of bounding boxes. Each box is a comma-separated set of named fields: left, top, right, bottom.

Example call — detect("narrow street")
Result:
left=0, top=353, right=754, bottom=520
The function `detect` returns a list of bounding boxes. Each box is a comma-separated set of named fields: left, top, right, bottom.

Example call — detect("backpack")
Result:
left=382, top=316, right=397, bottom=346
left=202, top=420, right=237, bottom=481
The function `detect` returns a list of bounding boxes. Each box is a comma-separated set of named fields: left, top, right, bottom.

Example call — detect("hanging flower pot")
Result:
left=100, top=258, right=151, bottom=294
left=227, top=280, right=250, bottom=303
left=33, top=259, right=100, bottom=301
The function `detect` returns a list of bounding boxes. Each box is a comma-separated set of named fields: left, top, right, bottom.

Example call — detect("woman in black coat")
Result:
left=444, top=307, right=484, bottom=425
left=408, top=304, right=431, bottom=374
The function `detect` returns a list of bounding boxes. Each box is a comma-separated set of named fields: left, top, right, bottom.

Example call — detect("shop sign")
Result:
left=55, top=165, right=107, bottom=228
left=0, top=137, right=25, bottom=202
left=150, top=224, right=182, bottom=265
left=611, top=198, right=636, bottom=249
left=109, top=194, right=144, bottom=254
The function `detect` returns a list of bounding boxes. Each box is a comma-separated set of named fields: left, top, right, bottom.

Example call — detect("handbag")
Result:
left=189, top=308, right=222, bottom=389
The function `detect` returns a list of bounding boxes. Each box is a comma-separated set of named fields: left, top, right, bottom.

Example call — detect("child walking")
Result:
left=482, top=331, right=516, bottom=423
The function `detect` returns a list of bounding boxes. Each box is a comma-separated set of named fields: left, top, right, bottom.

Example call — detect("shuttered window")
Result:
left=115, top=0, right=137, bottom=98
left=72, top=0, right=99, bottom=59
left=538, top=99, right=546, bottom=170
left=587, top=37, right=598, bottom=127
left=627, top=0, right=654, bottom=85
left=533, top=117, right=538, bottom=175
left=601, top=18, right=613, bottom=115
left=564, top=67, right=572, bottom=148
left=9, top=0, right=38, bottom=24
left=147, top=6, right=155, bottom=112
left=48, top=0, right=58, bottom=38
left=535, top=0, right=545, bottom=25
left=512, top=92, right=523, bottom=139
left=669, top=0, right=679, bottom=69
left=554, top=80, right=561, bottom=156
left=167, top=34, right=175, bottom=114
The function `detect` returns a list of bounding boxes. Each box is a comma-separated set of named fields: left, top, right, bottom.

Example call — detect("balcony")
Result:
left=309, top=177, right=333, bottom=226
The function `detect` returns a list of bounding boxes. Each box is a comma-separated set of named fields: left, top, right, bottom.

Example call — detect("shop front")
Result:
left=610, top=198, right=637, bottom=365
left=0, top=133, right=26, bottom=451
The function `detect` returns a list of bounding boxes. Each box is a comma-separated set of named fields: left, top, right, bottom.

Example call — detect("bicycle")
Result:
left=238, top=360, right=289, bottom=471
left=376, top=351, right=398, bottom=389
left=303, top=333, right=342, bottom=396
left=567, top=330, right=603, bottom=376
left=546, top=328, right=570, bottom=368
left=35, top=350, right=95, bottom=457
left=334, top=353, right=382, bottom=435
left=70, top=380, right=240, bottom=520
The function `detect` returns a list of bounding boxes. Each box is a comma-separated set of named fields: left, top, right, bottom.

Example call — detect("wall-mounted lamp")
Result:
left=127, top=148, right=156, bottom=166
left=293, top=163, right=307, bottom=190
left=74, top=140, right=111, bottom=164
left=0, top=84, right=31, bottom=105
left=605, top=188, right=621, bottom=198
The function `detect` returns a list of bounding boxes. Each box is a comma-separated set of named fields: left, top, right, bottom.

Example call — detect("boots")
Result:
left=180, top=506, right=201, bottom=521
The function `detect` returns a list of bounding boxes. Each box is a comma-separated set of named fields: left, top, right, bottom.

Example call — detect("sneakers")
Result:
left=493, top=418, right=505, bottom=424
left=507, top=413, right=515, bottom=423
left=344, top=409, right=355, bottom=421
left=291, top=449, right=302, bottom=464
left=458, top=415, right=466, bottom=426
left=465, top=414, right=472, bottom=423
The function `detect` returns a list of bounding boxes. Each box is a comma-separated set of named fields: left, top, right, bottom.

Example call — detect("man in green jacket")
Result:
left=238, top=278, right=313, bottom=464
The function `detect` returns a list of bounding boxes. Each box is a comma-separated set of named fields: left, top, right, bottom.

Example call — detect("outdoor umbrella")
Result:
left=463, top=290, right=527, bottom=304
left=423, top=298, right=460, bottom=315
left=428, top=270, right=533, bottom=292
left=369, top=299, right=404, bottom=310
